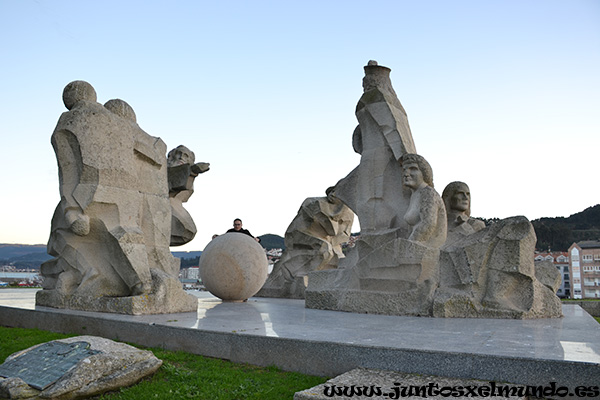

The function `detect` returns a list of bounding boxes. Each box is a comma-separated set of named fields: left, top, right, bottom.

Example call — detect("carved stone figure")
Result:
left=167, top=145, right=210, bottom=246
left=434, top=216, right=563, bottom=318
left=334, top=60, right=416, bottom=233
left=36, top=81, right=198, bottom=314
left=256, top=187, right=354, bottom=299
left=400, top=154, right=446, bottom=248
left=306, top=153, right=446, bottom=316
left=435, top=182, right=562, bottom=318
left=442, top=181, right=485, bottom=245
left=305, top=61, right=562, bottom=318
left=304, top=62, right=447, bottom=316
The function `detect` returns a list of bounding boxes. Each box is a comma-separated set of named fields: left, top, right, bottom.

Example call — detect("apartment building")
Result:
left=568, top=240, right=600, bottom=299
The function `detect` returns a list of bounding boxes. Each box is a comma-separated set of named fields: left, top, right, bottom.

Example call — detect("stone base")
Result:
left=305, top=268, right=436, bottom=317
left=432, top=281, right=564, bottom=319
left=306, top=287, right=436, bottom=316
left=36, top=269, right=198, bottom=315
left=305, top=233, right=439, bottom=316
left=255, top=276, right=306, bottom=299
left=35, top=290, right=198, bottom=315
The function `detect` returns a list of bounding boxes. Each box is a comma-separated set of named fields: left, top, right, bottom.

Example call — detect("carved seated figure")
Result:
left=256, top=187, right=354, bottom=299
left=400, top=153, right=447, bottom=248
left=441, top=181, right=485, bottom=246
left=434, top=182, right=562, bottom=318
left=36, top=81, right=198, bottom=314
left=167, top=145, right=210, bottom=246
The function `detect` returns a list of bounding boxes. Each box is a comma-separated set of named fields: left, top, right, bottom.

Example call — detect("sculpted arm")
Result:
left=52, top=129, right=90, bottom=236
left=408, top=188, right=438, bottom=243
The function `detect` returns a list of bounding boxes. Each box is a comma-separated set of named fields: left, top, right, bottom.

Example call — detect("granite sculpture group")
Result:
left=38, top=62, right=561, bottom=319
left=37, top=81, right=205, bottom=314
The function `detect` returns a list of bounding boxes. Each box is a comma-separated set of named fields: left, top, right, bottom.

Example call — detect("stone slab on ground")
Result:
left=294, top=368, right=533, bottom=399
left=0, top=336, right=161, bottom=400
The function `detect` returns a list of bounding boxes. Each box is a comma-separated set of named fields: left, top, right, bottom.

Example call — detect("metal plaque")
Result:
left=0, top=341, right=100, bottom=390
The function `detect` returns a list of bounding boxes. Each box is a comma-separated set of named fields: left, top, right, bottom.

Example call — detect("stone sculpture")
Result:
left=305, top=61, right=562, bottom=318
left=400, top=154, right=446, bottom=248
left=256, top=187, right=354, bottom=299
left=167, top=145, right=210, bottom=246
left=306, top=154, right=446, bottom=316
left=442, top=181, right=485, bottom=246
left=433, top=181, right=562, bottom=318
left=334, top=60, right=416, bottom=233
left=305, top=61, right=446, bottom=316
left=36, top=81, right=198, bottom=314
left=199, top=234, right=268, bottom=301
left=434, top=216, right=563, bottom=318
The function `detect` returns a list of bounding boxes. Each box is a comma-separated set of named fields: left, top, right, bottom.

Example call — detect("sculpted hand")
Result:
left=65, top=209, right=90, bottom=236
left=191, top=162, right=210, bottom=174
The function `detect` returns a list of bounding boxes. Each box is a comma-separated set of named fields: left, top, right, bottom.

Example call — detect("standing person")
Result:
left=226, top=219, right=260, bottom=242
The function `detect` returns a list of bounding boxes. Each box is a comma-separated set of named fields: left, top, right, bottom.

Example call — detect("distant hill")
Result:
left=0, top=244, right=204, bottom=269
left=171, top=251, right=203, bottom=259
left=531, top=204, right=600, bottom=251
left=0, top=244, right=46, bottom=259
left=0, top=244, right=50, bottom=269
left=258, top=234, right=285, bottom=250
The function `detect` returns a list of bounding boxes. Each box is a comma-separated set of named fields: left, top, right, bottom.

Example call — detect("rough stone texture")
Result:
left=199, top=233, right=268, bottom=301
left=400, top=154, right=447, bottom=248
left=334, top=60, right=416, bottom=234
left=36, top=81, right=198, bottom=315
left=305, top=62, right=562, bottom=319
left=0, top=336, right=161, bottom=400
left=306, top=230, right=446, bottom=317
left=442, top=181, right=486, bottom=246
left=433, top=216, right=563, bottom=318
left=294, top=368, right=528, bottom=400
left=306, top=231, right=441, bottom=316
left=534, top=260, right=562, bottom=293
left=256, top=188, right=354, bottom=299
left=167, top=145, right=210, bottom=246
left=306, top=63, right=446, bottom=317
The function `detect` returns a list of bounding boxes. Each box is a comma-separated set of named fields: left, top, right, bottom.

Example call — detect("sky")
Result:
left=1, top=0, right=599, bottom=252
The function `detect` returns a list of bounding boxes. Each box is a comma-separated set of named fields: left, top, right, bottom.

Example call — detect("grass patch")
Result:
left=595, top=317, right=600, bottom=324
left=0, top=327, right=74, bottom=359
left=0, top=327, right=326, bottom=399
left=562, top=298, right=600, bottom=301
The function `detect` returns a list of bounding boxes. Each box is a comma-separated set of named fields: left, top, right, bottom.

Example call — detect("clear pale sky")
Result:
left=1, top=0, right=599, bottom=252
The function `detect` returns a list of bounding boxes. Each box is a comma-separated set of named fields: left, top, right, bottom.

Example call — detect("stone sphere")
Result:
left=199, top=233, right=268, bottom=301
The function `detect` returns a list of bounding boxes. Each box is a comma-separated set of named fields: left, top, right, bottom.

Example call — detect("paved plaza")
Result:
left=0, top=289, right=599, bottom=387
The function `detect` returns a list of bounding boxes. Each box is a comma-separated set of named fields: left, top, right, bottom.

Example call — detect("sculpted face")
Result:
left=402, top=162, right=424, bottom=190
left=450, top=186, right=470, bottom=212
left=167, top=146, right=194, bottom=167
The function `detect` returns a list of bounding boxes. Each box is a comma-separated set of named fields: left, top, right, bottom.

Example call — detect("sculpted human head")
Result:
left=104, top=99, right=137, bottom=122
left=63, top=81, right=97, bottom=110
left=400, top=154, right=433, bottom=189
left=362, top=60, right=396, bottom=95
left=168, top=145, right=195, bottom=167
left=442, top=181, right=471, bottom=216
